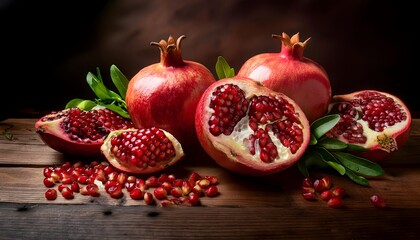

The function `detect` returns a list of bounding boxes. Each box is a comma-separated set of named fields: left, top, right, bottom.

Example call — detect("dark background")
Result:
left=1, top=0, right=417, bottom=120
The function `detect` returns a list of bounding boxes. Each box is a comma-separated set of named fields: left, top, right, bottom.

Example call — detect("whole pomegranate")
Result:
left=35, top=107, right=134, bottom=156
left=195, top=77, right=310, bottom=176
left=237, top=32, right=331, bottom=122
left=126, top=35, right=216, bottom=148
left=100, top=127, right=184, bottom=174
left=326, top=90, right=412, bottom=161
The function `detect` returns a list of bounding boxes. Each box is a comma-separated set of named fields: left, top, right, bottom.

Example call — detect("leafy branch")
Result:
left=66, top=65, right=131, bottom=119
left=298, top=114, right=384, bottom=186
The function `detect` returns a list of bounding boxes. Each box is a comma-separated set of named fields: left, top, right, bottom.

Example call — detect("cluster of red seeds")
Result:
left=43, top=160, right=220, bottom=207
left=301, top=176, right=346, bottom=208
left=301, top=176, right=387, bottom=209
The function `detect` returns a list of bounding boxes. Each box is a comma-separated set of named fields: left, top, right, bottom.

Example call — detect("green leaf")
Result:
left=297, top=158, right=309, bottom=177
left=315, top=148, right=346, bottom=175
left=311, top=114, right=340, bottom=139
left=344, top=168, right=369, bottom=186
left=318, top=138, right=348, bottom=150
left=332, top=152, right=384, bottom=177
left=86, top=72, right=111, bottom=99
left=110, top=64, right=129, bottom=100
left=345, top=143, right=368, bottom=152
left=309, top=134, right=317, bottom=145
left=215, top=56, right=235, bottom=79
left=2, top=131, right=13, bottom=140
left=66, top=98, right=97, bottom=110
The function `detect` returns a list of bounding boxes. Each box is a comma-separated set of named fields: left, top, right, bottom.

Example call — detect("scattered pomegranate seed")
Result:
left=332, top=186, right=346, bottom=198
left=61, top=187, right=74, bottom=200
left=320, top=190, right=333, bottom=201
left=370, top=194, right=387, bottom=208
left=302, top=192, right=316, bottom=201
left=327, top=196, right=343, bottom=208
left=45, top=188, right=57, bottom=200
left=41, top=160, right=221, bottom=207
left=205, top=186, right=219, bottom=197
left=129, top=188, right=143, bottom=200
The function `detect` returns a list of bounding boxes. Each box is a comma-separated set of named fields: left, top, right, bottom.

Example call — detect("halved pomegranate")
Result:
left=100, top=127, right=184, bottom=174
left=35, top=107, right=133, bottom=156
left=326, top=90, right=412, bottom=161
left=195, top=77, right=310, bottom=176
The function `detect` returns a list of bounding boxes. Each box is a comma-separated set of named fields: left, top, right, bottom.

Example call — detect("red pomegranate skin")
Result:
left=238, top=32, right=331, bottom=122
left=126, top=35, right=216, bottom=147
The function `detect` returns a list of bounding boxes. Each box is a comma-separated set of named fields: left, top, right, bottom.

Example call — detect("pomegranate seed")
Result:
left=145, top=176, right=159, bottom=187
left=106, top=182, right=123, bottom=199
left=160, top=199, right=175, bottom=207
left=167, top=174, right=176, bottom=183
left=182, top=180, right=193, bottom=195
left=157, top=174, right=168, bottom=183
left=144, top=192, right=154, bottom=205
left=204, top=186, right=219, bottom=197
left=172, top=179, right=183, bottom=187
left=332, top=186, right=346, bottom=198
left=302, top=192, right=316, bottom=201
left=170, top=187, right=183, bottom=198
left=160, top=182, right=173, bottom=191
left=204, top=176, right=219, bottom=185
left=125, top=181, right=136, bottom=192
left=320, top=190, right=333, bottom=201
left=61, top=187, right=74, bottom=200
left=188, top=172, right=202, bottom=183
left=313, top=179, right=326, bottom=192
left=153, top=187, right=168, bottom=200
left=86, top=183, right=100, bottom=197
left=301, top=186, right=315, bottom=194
left=370, top=194, right=387, bottom=208
left=117, top=172, right=128, bottom=185
left=320, top=176, right=332, bottom=189
left=192, top=185, right=203, bottom=196
left=327, top=197, right=343, bottom=209
left=129, top=188, right=143, bottom=200
left=45, top=188, right=57, bottom=200
left=77, top=175, right=88, bottom=184
left=43, top=177, right=55, bottom=187
left=70, top=182, right=80, bottom=192
left=188, top=193, right=201, bottom=206
left=197, top=179, right=211, bottom=189
left=57, top=185, right=67, bottom=193
left=43, top=167, right=53, bottom=177
left=301, top=177, right=313, bottom=188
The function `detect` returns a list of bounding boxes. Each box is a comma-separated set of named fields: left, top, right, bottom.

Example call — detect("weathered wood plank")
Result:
left=0, top=203, right=418, bottom=240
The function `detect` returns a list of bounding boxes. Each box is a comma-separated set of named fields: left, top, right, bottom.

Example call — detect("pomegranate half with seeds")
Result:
left=100, top=127, right=184, bottom=174
left=195, top=77, right=310, bottom=176
left=35, top=107, right=134, bottom=156
left=326, top=90, right=412, bottom=161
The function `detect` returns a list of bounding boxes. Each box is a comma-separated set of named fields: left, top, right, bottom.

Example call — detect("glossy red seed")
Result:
left=370, top=194, right=387, bottom=208
left=45, top=189, right=57, bottom=200
left=327, top=196, right=343, bottom=208
left=205, top=186, right=219, bottom=197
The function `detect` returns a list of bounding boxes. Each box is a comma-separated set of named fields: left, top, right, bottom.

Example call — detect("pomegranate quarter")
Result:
left=326, top=90, right=412, bottom=161
left=195, top=77, right=310, bottom=176
left=100, top=127, right=184, bottom=174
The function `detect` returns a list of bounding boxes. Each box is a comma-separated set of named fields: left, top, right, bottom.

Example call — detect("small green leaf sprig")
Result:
left=215, top=56, right=235, bottom=79
left=66, top=65, right=130, bottom=119
left=298, top=114, right=385, bottom=186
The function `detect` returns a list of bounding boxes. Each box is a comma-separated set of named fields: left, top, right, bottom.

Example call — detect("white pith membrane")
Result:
left=334, top=106, right=406, bottom=153
left=101, top=128, right=185, bottom=172
left=208, top=94, right=304, bottom=166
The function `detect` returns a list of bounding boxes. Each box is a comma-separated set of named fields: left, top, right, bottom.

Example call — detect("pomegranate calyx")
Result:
left=151, top=35, right=186, bottom=67
left=376, top=134, right=398, bottom=153
left=272, top=32, right=311, bottom=59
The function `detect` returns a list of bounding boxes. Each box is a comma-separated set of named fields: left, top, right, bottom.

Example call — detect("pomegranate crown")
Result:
left=272, top=32, right=311, bottom=59
left=151, top=35, right=186, bottom=67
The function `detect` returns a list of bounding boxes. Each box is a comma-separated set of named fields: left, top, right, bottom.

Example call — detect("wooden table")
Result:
left=1, top=118, right=419, bottom=240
